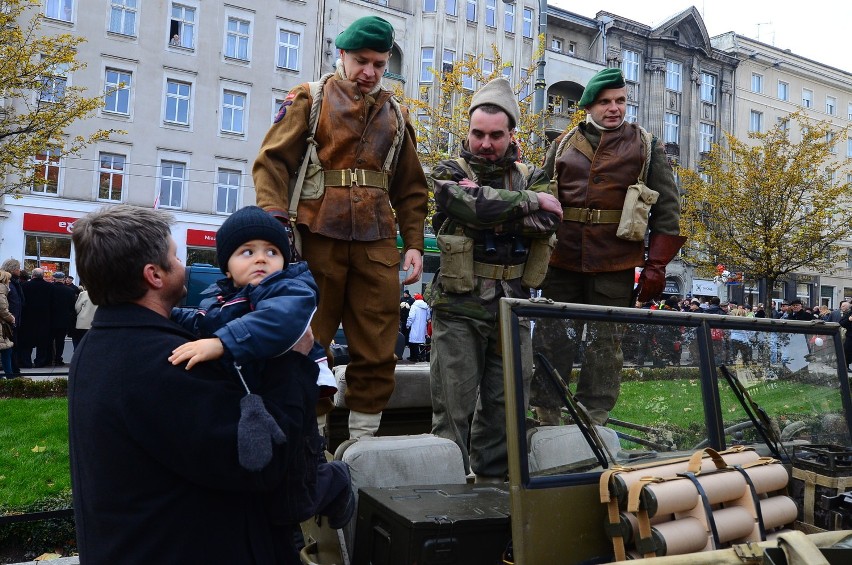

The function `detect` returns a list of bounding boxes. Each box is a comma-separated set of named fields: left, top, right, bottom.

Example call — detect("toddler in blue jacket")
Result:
left=170, top=205, right=353, bottom=529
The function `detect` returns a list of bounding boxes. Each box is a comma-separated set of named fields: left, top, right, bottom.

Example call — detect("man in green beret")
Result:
left=531, top=67, right=686, bottom=426
left=253, top=15, right=428, bottom=440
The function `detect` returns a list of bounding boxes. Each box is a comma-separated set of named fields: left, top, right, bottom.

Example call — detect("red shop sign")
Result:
left=186, top=229, right=216, bottom=247
left=23, top=213, right=79, bottom=234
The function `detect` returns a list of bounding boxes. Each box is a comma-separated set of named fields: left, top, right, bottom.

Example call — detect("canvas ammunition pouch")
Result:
left=599, top=446, right=797, bottom=561
left=521, top=234, right=556, bottom=289
left=437, top=226, right=474, bottom=294
left=616, top=130, right=658, bottom=241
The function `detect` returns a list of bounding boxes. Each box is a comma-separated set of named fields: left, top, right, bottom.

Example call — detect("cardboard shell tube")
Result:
left=744, top=463, right=789, bottom=494
left=652, top=517, right=708, bottom=555
left=616, top=510, right=673, bottom=542
left=712, top=505, right=755, bottom=543
left=611, top=450, right=761, bottom=500
left=760, top=496, right=798, bottom=530
left=642, top=472, right=748, bottom=517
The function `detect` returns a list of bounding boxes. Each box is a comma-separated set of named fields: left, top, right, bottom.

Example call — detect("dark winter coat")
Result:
left=69, top=303, right=319, bottom=564
left=20, top=277, right=53, bottom=346
left=6, top=278, right=23, bottom=327
left=51, top=281, right=77, bottom=331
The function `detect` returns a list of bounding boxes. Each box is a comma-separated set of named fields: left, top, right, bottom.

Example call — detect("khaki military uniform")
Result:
left=253, top=74, right=428, bottom=414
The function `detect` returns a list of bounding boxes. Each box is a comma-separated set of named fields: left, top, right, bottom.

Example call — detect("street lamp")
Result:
left=503, top=0, right=548, bottom=119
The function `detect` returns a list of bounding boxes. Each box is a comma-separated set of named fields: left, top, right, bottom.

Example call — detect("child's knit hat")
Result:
left=216, top=206, right=291, bottom=273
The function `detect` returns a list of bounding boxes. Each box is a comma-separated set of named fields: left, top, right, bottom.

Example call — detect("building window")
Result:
left=485, top=0, right=496, bottom=27
left=98, top=152, right=125, bottom=202
left=522, top=7, right=533, bottom=38
left=502, top=65, right=512, bottom=83
left=664, top=112, right=679, bottom=144
left=225, top=17, right=250, bottom=61
left=169, top=4, right=195, bottom=50
left=622, top=50, right=640, bottom=82
left=33, top=147, right=61, bottom=194
left=504, top=2, right=514, bottom=33
left=700, top=73, right=716, bottom=103
left=778, top=80, right=789, bottom=101
left=420, top=47, right=434, bottom=82
left=626, top=103, right=638, bottom=123
left=446, top=0, right=456, bottom=16
left=751, top=73, right=763, bottom=93
left=568, top=41, right=576, bottom=56
left=699, top=122, right=715, bottom=153
left=216, top=169, right=240, bottom=214
left=466, top=0, right=475, bottom=21
left=277, top=30, right=300, bottom=71
left=103, top=69, right=131, bottom=115
left=24, top=233, right=71, bottom=274
left=749, top=110, right=763, bottom=133
left=551, top=37, right=563, bottom=52
left=165, top=79, right=191, bottom=125
left=462, top=56, right=474, bottom=90
left=442, top=49, right=454, bottom=73
left=802, top=88, right=813, bottom=108
left=847, top=137, right=852, bottom=158
left=826, top=96, right=836, bottom=116
left=520, top=68, right=530, bottom=101
left=423, top=0, right=436, bottom=12
left=827, top=132, right=836, bottom=154
left=548, top=94, right=563, bottom=114
left=666, top=61, right=682, bottom=92
left=109, top=0, right=137, bottom=36
left=778, top=116, right=789, bottom=132
left=45, top=0, right=73, bottom=22
left=158, top=160, right=185, bottom=209
left=482, top=58, right=494, bottom=78
left=221, top=90, right=246, bottom=134
left=848, top=102, right=852, bottom=120
left=39, top=64, right=68, bottom=103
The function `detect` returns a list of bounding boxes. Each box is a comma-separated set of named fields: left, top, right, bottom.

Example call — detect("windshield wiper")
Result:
left=719, top=364, right=787, bottom=460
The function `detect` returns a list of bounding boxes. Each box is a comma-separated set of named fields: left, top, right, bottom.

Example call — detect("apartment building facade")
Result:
left=2, top=0, right=324, bottom=277
left=712, top=32, right=852, bottom=309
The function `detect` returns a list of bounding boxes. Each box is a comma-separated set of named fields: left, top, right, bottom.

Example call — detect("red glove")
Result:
left=635, top=233, right=687, bottom=303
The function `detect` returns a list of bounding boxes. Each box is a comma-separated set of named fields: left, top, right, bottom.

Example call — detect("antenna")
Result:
left=755, top=22, right=772, bottom=42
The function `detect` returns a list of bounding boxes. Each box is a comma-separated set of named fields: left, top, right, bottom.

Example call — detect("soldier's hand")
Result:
left=401, top=249, right=423, bottom=285
left=537, top=193, right=563, bottom=220
left=458, top=178, right=478, bottom=188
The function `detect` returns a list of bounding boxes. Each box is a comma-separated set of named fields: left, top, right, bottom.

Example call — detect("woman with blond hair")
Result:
left=728, top=306, right=752, bottom=364
left=0, top=270, right=16, bottom=377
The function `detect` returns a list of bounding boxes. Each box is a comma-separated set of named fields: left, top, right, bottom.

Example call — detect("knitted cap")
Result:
left=578, top=67, right=626, bottom=107
left=469, top=78, right=520, bottom=129
left=216, top=206, right=291, bottom=274
left=53, top=271, right=66, bottom=280
left=335, top=16, right=395, bottom=52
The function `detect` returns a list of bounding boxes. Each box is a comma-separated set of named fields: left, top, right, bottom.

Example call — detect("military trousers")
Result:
left=301, top=231, right=400, bottom=414
left=532, top=267, right=634, bottom=425
left=430, top=309, right=531, bottom=478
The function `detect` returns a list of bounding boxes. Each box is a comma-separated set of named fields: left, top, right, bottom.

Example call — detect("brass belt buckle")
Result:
left=585, top=208, right=595, bottom=224
left=349, top=168, right=359, bottom=187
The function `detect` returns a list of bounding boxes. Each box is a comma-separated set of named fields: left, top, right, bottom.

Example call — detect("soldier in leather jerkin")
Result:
left=531, top=68, right=685, bottom=427
left=253, top=16, right=428, bottom=439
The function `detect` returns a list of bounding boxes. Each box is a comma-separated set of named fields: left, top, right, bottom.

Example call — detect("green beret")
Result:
left=578, top=67, right=626, bottom=107
left=335, top=16, right=394, bottom=52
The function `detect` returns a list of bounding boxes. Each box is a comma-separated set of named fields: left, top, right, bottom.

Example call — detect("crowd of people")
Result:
left=0, top=261, right=96, bottom=378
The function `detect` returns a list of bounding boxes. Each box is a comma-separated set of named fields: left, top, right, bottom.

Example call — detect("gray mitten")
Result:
left=238, top=393, right=287, bottom=471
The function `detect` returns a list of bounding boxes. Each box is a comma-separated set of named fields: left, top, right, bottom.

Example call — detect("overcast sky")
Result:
left=550, top=1, right=852, bottom=74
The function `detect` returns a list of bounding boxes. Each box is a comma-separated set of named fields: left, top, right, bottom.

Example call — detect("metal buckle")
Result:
left=585, top=208, right=595, bottom=224
left=349, top=169, right=360, bottom=187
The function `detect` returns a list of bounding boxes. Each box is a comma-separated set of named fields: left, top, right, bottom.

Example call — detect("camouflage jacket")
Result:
left=430, top=143, right=559, bottom=320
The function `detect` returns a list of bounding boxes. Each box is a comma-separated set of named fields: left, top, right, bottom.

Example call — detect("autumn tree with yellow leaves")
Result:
left=0, top=0, right=117, bottom=197
left=679, top=111, right=852, bottom=301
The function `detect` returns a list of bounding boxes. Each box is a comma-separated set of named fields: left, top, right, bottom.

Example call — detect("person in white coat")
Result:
left=72, top=287, right=97, bottom=349
left=406, top=293, right=431, bottom=362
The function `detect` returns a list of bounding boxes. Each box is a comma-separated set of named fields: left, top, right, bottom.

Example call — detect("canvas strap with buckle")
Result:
left=324, top=169, right=389, bottom=190
left=473, top=261, right=525, bottom=280
left=563, top=206, right=622, bottom=224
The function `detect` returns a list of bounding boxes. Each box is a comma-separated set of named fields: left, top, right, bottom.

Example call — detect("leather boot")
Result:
left=348, top=410, right=382, bottom=439
left=636, top=233, right=687, bottom=302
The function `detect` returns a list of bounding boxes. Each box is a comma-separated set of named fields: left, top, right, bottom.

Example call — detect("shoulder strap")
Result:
left=553, top=126, right=579, bottom=161
left=638, top=128, right=654, bottom=184
left=289, top=74, right=334, bottom=222
left=454, top=157, right=478, bottom=184
left=515, top=162, right=529, bottom=178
